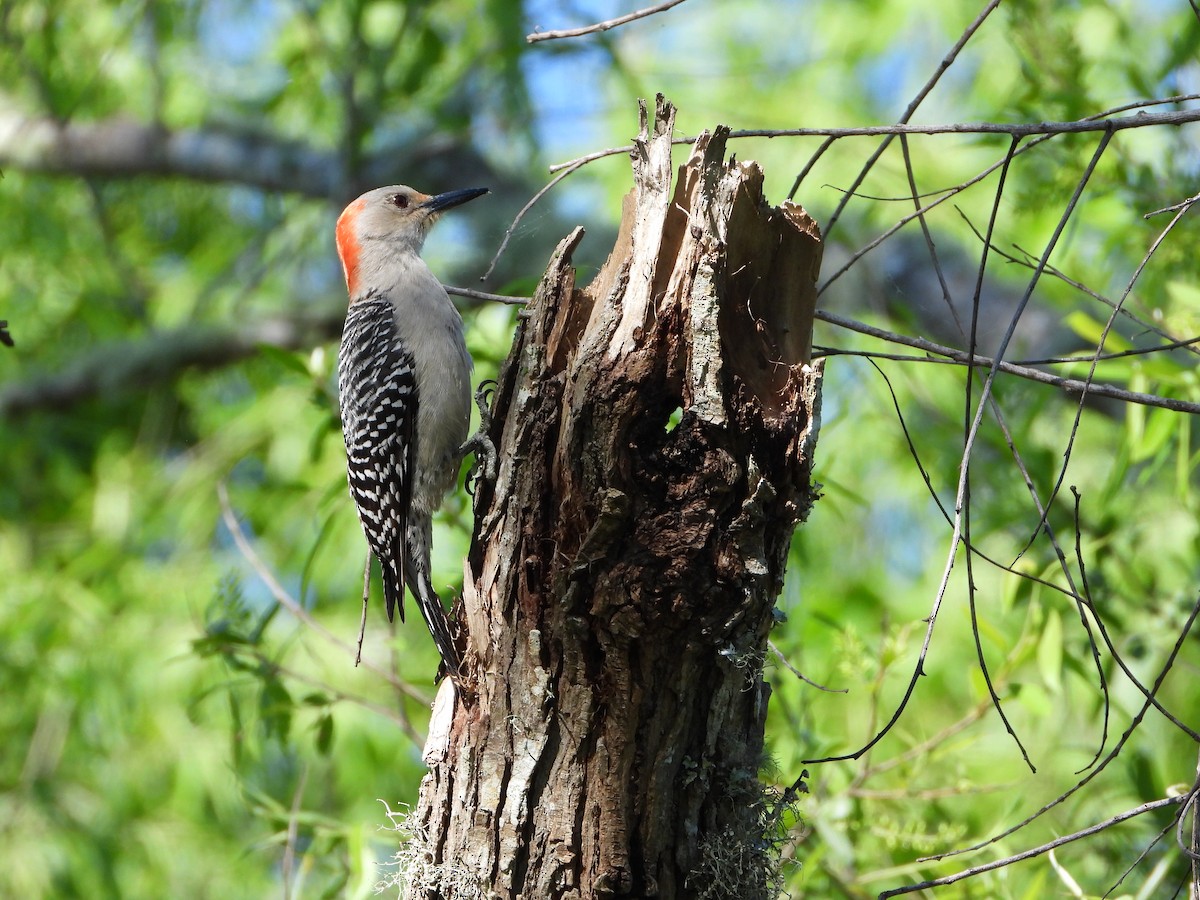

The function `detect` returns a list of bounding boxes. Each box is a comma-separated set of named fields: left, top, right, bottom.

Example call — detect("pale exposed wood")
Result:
left=410, top=96, right=823, bottom=899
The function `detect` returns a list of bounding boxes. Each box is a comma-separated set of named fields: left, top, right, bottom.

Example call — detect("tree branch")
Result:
left=0, top=310, right=344, bottom=417
left=0, top=103, right=504, bottom=200
left=527, top=0, right=687, bottom=43
left=0, top=285, right=524, bottom=417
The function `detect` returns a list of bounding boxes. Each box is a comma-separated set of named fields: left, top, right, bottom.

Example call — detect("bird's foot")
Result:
left=462, top=380, right=499, bottom=495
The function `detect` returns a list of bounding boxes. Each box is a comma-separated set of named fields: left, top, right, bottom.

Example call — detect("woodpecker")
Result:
left=335, top=184, right=488, bottom=677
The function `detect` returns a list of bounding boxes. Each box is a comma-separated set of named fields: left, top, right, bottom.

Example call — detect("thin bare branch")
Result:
left=814, top=309, right=1200, bottom=414
left=527, top=0, right=686, bottom=43
left=957, top=209, right=1200, bottom=359
left=894, top=130, right=1040, bottom=771
left=856, top=696, right=994, bottom=783
left=787, top=135, right=836, bottom=198
left=855, top=354, right=1089, bottom=608
left=818, top=338, right=1200, bottom=367
left=445, top=285, right=529, bottom=305
left=356, top=553, right=371, bottom=667
left=1102, top=808, right=1180, bottom=898
left=1145, top=188, right=1200, bottom=218
left=1019, top=191, right=1199, bottom=559
left=806, top=132, right=1114, bottom=768
left=767, top=641, right=847, bottom=693
left=548, top=106, right=1200, bottom=173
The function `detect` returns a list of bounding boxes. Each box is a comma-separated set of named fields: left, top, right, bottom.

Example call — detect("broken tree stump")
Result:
left=412, top=95, right=823, bottom=900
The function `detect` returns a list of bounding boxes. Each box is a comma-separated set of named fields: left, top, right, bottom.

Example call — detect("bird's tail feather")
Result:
left=408, top=565, right=461, bottom=678
left=403, top=517, right=461, bottom=677
left=381, top=556, right=405, bottom=623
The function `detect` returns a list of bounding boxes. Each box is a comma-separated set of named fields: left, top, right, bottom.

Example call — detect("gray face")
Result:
left=353, top=185, right=488, bottom=242
left=351, top=185, right=439, bottom=243
left=336, top=184, right=488, bottom=297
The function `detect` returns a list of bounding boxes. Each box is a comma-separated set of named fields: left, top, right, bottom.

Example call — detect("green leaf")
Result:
left=257, top=344, right=312, bottom=378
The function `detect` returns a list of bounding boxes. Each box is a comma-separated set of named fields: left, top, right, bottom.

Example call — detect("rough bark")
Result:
left=411, top=96, right=823, bottom=900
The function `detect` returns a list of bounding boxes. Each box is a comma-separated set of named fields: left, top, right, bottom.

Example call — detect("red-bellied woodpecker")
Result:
left=335, top=184, right=488, bottom=677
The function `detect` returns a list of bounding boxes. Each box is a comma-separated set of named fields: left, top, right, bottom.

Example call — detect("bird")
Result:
left=334, top=184, right=488, bottom=677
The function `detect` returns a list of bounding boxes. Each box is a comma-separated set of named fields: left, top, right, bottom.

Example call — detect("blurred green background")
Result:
left=1, top=0, right=1198, bottom=896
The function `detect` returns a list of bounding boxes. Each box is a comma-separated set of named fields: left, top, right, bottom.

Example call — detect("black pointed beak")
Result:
left=421, top=187, right=489, bottom=213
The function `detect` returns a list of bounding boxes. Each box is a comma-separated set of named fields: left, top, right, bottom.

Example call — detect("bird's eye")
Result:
left=391, top=194, right=410, bottom=209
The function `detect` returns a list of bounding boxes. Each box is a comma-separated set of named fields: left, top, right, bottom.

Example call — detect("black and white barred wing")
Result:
left=337, top=293, right=417, bottom=622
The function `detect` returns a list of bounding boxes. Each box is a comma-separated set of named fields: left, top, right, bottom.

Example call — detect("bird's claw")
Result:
left=463, top=380, right=499, bottom=495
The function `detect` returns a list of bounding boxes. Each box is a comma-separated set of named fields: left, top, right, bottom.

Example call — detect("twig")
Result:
left=1016, top=186, right=1198, bottom=560
left=856, top=696, right=995, bottom=784
left=527, top=0, right=686, bottom=43
left=356, top=552, right=370, bottom=666
left=802, top=144, right=1013, bottom=771
left=895, top=127, right=1038, bottom=769
left=1144, top=189, right=1200, bottom=218
left=1175, top=776, right=1200, bottom=862
left=856, top=353, right=1089, bottom=608
left=948, top=133, right=1114, bottom=771
left=807, top=130, right=1112, bottom=767
left=879, top=796, right=1186, bottom=897
left=956, top=209, right=1200, bottom=359
left=1102, top=807, right=1180, bottom=897
left=817, top=133, right=1049, bottom=293
left=445, top=284, right=529, bottom=305
left=767, top=640, right=847, bottom=693
left=817, top=339, right=1200, bottom=367
left=1187, top=754, right=1200, bottom=899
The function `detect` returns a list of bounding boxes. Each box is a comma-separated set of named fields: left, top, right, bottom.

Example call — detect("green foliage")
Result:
left=2, top=0, right=1198, bottom=897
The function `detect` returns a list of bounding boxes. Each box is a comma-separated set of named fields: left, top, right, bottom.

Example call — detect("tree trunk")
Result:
left=410, top=96, right=823, bottom=900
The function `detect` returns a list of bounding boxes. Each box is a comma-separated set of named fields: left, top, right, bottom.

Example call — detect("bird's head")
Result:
left=335, top=184, right=489, bottom=298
